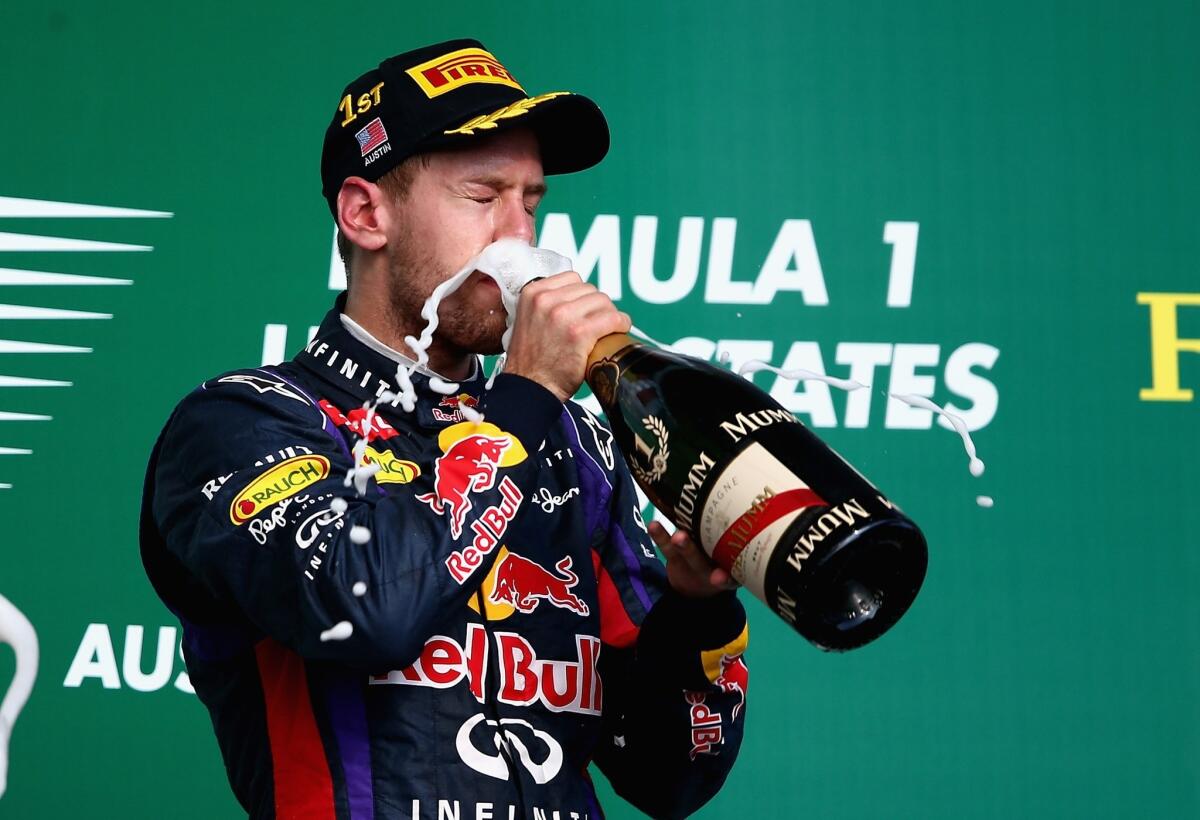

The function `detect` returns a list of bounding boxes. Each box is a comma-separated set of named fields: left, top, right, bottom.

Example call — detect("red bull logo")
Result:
left=685, top=654, right=748, bottom=758
left=715, top=653, right=748, bottom=720
left=420, top=422, right=528, bottom=583
left=691, top=653, right=744, bottom=758
left=687, top=623, right=749, bottom=758
left=370, top=624, right=602, bottom=716
left=443, top=477, right=523, bottom=583
left=417, top=433, right=511, bottom=538
left=685, top=690, right=722, bottom=758
left=490, top=554, right=590, bottom=617
left=433, top=392, right=480, bottom=423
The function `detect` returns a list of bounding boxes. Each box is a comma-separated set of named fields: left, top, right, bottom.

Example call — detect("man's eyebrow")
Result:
left=465, top=175, right=548, bottom=196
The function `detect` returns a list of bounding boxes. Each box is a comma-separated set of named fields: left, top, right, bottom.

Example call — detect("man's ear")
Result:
left=336, top=177, right=390, bottom=253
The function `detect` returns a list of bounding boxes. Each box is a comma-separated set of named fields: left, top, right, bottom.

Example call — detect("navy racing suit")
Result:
left=140, top=297, right=749, bottom=819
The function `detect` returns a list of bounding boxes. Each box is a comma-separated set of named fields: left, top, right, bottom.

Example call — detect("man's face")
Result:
left=382, top=128, right=546, bottom=356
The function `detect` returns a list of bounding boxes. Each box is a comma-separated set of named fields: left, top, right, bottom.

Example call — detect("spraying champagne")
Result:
left=477, top=240, right=928, bottom=650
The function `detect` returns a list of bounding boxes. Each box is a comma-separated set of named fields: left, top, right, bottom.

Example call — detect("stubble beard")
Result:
left=383, top=224, right=507, bottom=362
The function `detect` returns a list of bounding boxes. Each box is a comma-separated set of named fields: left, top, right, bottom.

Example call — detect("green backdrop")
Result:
left=1, top=1, right=1197, bottom=817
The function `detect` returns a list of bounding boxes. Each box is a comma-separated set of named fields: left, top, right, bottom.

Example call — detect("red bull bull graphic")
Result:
left=370, top=624, right=602, bottom=716
left=419, top=422, right=529, bottom=583
left=417, top=434, right=511, bottom=538
left=433, top=393, right=480, bottom=423
left=490, top=554, right=590, bottom=617
left=715, top=654, right=748, bottom=720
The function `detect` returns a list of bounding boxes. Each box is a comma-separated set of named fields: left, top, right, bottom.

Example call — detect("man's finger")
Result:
left=709, top=566, right=739, bottom=590
left=647, top=520, right=672, bottom=550
left=669, top=530, right=717, bottom=578
left=520, top=270, right=584, bottom=296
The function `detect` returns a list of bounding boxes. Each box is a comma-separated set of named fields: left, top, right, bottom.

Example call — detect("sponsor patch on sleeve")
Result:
left=230, top=455, right=331, bottom=525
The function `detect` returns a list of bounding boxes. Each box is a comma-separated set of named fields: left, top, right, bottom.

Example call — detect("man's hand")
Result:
left=503, top=271, right=631, bottom=402
left=648, top=521, right=740, bottom=598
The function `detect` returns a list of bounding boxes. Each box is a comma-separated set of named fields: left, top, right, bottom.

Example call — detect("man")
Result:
left=141, top=39, right=749, bottom=820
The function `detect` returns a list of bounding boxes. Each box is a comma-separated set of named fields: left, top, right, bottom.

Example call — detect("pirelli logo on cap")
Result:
left=406, top=47, right=524, bottom=98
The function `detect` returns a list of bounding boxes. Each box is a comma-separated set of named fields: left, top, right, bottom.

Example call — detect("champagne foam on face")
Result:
left=474, top=238, right=573, bottom=315
left=320, top=241, right=568, bottom=642
left=393, top=240, right=573, bottom=408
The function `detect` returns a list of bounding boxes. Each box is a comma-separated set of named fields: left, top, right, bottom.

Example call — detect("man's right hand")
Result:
left=503, top=271, right=631, bottom=402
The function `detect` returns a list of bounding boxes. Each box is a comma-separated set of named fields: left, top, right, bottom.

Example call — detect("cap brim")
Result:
left=422, top=92, right=610, bottom=176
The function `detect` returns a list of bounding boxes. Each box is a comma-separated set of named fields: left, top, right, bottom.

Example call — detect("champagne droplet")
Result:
left=320, top=621, right=353, bottom=642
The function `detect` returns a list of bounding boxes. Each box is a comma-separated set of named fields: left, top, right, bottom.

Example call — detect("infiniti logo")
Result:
left=295, top=506, right=345, bottom=550
left=455, top=713, right=563, bottom=784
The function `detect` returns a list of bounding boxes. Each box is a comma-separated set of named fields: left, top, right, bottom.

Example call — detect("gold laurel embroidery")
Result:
left=444, top=91, right=571, bottom=136
left=630, top=415, right=670, bottom=485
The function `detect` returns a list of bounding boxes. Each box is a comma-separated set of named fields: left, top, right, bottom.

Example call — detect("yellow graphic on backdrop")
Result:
left=1138, top=292, right=1200, bottom=401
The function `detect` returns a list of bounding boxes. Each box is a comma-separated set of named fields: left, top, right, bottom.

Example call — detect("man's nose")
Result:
left=493, top=196, right=534, bottom=244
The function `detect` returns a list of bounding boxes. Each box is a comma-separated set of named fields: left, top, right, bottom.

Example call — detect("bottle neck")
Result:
left=585, top=332, right=642, bottom=371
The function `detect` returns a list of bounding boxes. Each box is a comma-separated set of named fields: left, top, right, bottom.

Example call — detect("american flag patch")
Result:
left=356, top=118, right=389, bottom=156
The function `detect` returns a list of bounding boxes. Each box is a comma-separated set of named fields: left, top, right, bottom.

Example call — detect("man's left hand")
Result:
left=648, top=521, right=739, bottom=598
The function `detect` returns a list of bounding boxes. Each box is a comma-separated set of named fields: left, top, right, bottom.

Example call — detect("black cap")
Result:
left=320, top=38, right=609, bottom=217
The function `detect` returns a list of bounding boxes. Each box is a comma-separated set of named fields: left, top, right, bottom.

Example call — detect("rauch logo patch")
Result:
left=229, top=455, right=330, bottom=524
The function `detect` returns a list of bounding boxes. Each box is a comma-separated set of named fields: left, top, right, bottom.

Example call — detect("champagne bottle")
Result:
left=585, top=334, right=928, bottom=651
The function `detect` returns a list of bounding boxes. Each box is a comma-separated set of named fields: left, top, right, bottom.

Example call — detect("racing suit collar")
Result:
left=294, top=294, right=488, bottom=428
left=338, top=312, right=478, bottom=383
